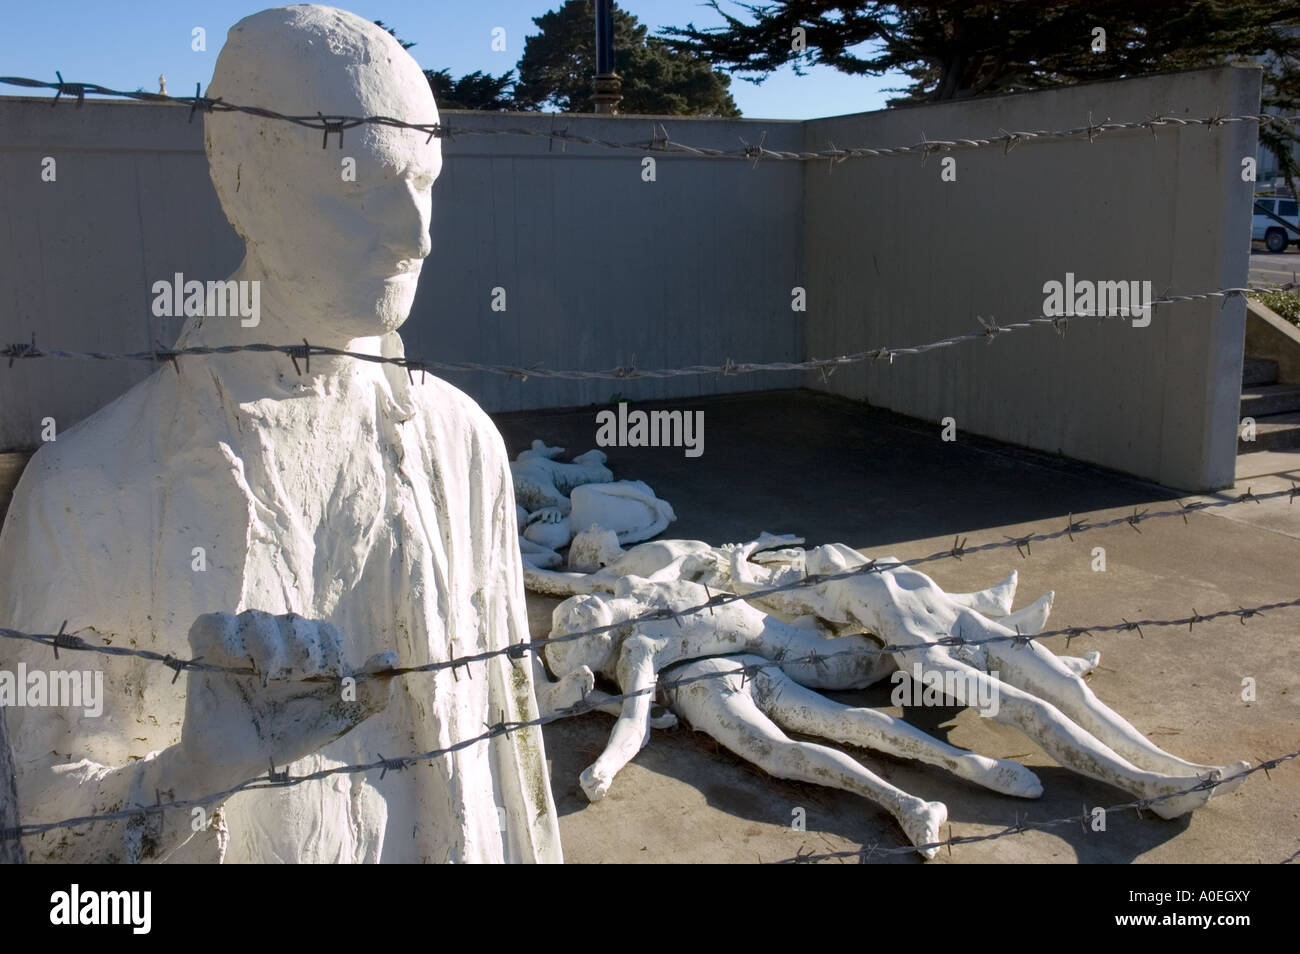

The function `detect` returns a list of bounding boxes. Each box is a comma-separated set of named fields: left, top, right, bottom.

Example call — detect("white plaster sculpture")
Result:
left=524, top=526, right=751, bottom=594
left=510, top=442, right=612, bottom=513
left=510, top=442, right=675, bottom=565
left=540, top=537, right=1248, bottom=858
left=570, top=480, right=676, bottom=545
left=519, top=537, right=565, bottom=570
left=522, top=507, right=572, bottom=552
left=0, top=5, right=561, bottom=863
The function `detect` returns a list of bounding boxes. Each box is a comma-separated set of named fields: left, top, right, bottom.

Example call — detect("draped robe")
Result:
left=0, top=332, right=561, bottom=863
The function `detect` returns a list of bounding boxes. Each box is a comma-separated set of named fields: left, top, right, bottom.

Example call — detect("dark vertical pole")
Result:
left=592, top=0, right=622, bottom=114
left=595, top=0, right=614, bottom=75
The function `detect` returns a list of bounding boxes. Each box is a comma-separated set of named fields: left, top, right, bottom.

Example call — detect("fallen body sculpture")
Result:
left=511, top=441, right=612, bottom=514
left=570, top=481, right=675, bottom=546
left=512, top=442, right=675, bottom=562
left=538, top=533, right=1248, bottom=858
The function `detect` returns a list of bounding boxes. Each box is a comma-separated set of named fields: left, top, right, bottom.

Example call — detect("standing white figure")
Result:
left=0, top=6, right=561, bottom=863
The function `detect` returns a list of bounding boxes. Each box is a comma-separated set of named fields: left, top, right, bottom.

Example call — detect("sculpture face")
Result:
left=204, top=5, right=442, bottom=342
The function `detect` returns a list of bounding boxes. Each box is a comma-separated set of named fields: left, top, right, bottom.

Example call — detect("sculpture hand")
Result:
left=177, top=610, right=395, bottom=792
left=526, top=507, right=566, bottom=525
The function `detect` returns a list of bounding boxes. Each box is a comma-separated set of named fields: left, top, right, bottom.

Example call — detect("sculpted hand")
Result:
left=177, top=610, right=395, bottom=791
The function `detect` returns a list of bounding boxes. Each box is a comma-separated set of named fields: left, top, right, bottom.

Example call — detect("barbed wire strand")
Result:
left=1, top=75, right=1295, bottom=163
left=0, top=658, right=858, bottom=840
left=781, top=746, right=1300, bottom=863
left=2, top=647, right=1294, bottom=862
left=4, top=590, right=1299, bottom=688
left=4, top=283, right=1293, bottom=385
left=3, top=478, right=1297, bottom=680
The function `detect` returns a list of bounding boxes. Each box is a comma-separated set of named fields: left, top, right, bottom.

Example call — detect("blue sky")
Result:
left=0, top=0, right=902, bottom=120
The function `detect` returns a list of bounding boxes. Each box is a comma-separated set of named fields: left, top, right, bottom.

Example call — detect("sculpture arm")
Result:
left=16, top=741, right=225, bottom=864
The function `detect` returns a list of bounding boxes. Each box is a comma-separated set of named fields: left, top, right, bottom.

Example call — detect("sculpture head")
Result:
left=546, top=594, right=624, bottom=676
left=204, top=5, right=441, bottom=343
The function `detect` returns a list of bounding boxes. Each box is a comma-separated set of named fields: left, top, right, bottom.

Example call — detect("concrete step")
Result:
left=1243, top=356, right=1280, bottom=387
left=1241, top=383, right=1300, bottom=418
left=1239, top=411, right=1300, bottom=452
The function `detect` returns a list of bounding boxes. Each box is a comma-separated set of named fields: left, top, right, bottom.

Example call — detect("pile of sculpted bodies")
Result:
left=511, top=440, right=676, bottom=568
left=516, top=445, right=1248, bottom=859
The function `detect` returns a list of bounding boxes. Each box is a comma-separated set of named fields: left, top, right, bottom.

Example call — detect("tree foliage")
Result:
left=514, top=0, right=740, bottom=116
left=379, top=6, right=739, bottom=115
left=374, top=20, right=415, bottom=51
left=424, top=68, right=518, bottom=111
left=662, top=1, right=1300, bottom=187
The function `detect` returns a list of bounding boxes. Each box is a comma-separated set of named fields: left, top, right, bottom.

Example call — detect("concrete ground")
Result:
left=496, top=389, right=1300, bottom=865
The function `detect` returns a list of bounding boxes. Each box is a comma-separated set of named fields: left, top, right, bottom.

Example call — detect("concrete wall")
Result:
left=0, top=100, right=243, bottom=452
left=0, top=67, right=1261, bottom=490
left=0, top=100, right=803, bottom=450
left=802, top=66, right=1261, bottom=491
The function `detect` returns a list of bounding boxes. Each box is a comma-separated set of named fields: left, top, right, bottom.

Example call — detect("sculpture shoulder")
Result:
left=9, top=375, right=163, bottom=510
left=0, top=375, right=177, bottom=630
left=412, top=376, right=510, bottom=470
left=5, top=369, right=234, bottom=539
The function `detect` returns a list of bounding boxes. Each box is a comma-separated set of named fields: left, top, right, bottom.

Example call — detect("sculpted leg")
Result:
left=782, top=556, right=1245, bottom=815
left=981, top=636, right=1249, bottom=793
left=752, top=663, right=1042, bottom=798
left=521, top=563, right=606, bottom=597
left=899, top=646, right=1215, bottom=818
left=664, top=656, right=948, bottom=859
left=751, top=617, right=897, bottom=690
left=578, top=634, right=661, bottom=802
left=582, top=690, right=678, bottom=729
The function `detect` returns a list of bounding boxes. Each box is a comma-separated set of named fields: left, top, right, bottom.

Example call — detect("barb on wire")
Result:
left=2, top=282, right=1293, bottom=384
left=2, top=642, right=1294, bottom=857
left=0, top=658, right=792, bottom=841
left=779, top=747, right=1300, bottom=863
left=5, top=75, right=1296, bottom=163
left=5, top=484, right=1300, bottom=681
left=4, top=594, right=1298, bottom=706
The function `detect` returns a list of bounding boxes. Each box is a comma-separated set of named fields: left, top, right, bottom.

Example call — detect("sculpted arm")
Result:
left=8, top=612, right=392, bottom=863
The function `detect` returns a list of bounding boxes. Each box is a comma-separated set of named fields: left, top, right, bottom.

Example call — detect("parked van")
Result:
left=1252, top=194, right=1299, bottom=252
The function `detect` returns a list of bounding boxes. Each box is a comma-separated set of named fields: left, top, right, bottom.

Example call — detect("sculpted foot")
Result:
left=999, top=591, right=1054, bottom=635
left=1208, top=760, right=1252, bottom=797
left=579, top=764, right=613, bottom=802
left=1058, top=651, right=1101, bottom=677
left=898, top=798, right=947, bottom=860
left=1145, top=775, right=1214, bottom=819
left=965, top=755, right=1043, bottom=798
left=649, top=707, right=678, bottom=730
